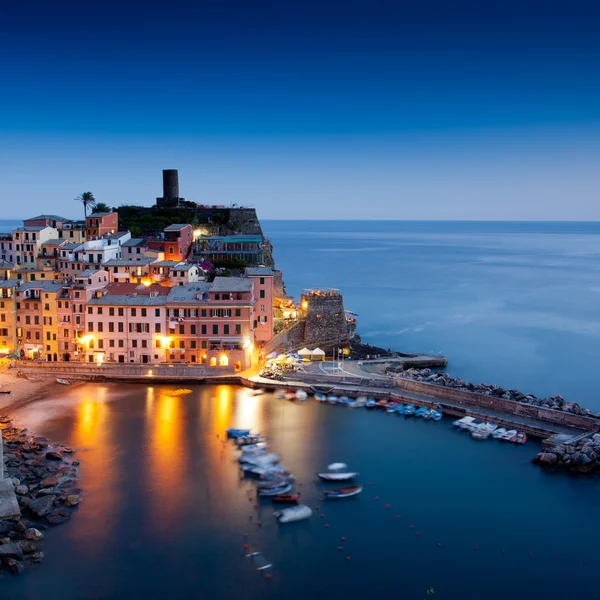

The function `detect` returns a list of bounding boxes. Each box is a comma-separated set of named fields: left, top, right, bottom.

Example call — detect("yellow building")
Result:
left=0, top=281, right=21, bottom=356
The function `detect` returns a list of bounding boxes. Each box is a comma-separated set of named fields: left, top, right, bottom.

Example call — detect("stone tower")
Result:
left=300, top=288, right=349, bottom=348
left=156, top=169, right=185, bottom=208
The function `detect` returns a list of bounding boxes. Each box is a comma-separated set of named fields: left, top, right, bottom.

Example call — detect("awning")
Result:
left=298, top=348, right=312, bottom=356
left=312, top=348, right=325, bottom=356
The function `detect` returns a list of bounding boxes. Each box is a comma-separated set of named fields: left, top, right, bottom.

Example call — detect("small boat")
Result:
left=272, top=493, right=299, bottom=503
left=324, top=485, right=363, bottom=499
left=365, top=398, right=377, bottom=408
left=514, top=432, right=527, bottom=445
left=396, top=404, right=406, bottom=415
left=314, top=392, right=326, bottom=402
left=274, top=504, right=313, bottom=523
left=484, top=422, right=498, bottom=434
left=387, top=404, right=399, bottom=413
left=257, top=474, right=294, bottom=488
left=249, top=388, right=266, bottom=396
left=258, top=483, right=293, bottom=496
left=501, top=429, right=518, bottom=441
left=274, top=390, right=286, bottom=400
left=56, top=378, right=71, bottom=385
left=338, top=395, right=350, bottom=405
left=317, top=472, right=358, bottom=481
left=453, top=416, right=475, bottom=430
left=327, top=395, right=338, bottom=404
left=492, top=427, right=507, bottom=439
left=225, top=428, right=251, bottom=438
left=239, top=452, right=280, bottom=465
left=285, top=391, right=296, bottom=401
left=295, top=389, right=308, bottom=401
left=415, top=407, right=428, bottom=418
left=430, top=410, right=442, bottom=421
left=235, top=435, right=265, bottom=446
left=471, top=424, right=490, bottom=440
left=404, top=404, right=415, bottom=416
left=246, top=551, right=272, bottom=571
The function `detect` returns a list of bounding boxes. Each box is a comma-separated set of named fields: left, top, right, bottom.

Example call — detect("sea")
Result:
left=2, top=220, right=600, bottom=599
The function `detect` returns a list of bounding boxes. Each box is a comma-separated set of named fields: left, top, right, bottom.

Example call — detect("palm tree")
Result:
left=74, top=192, right=97, bottom=219
left=91, top=202, right=111, bottom=214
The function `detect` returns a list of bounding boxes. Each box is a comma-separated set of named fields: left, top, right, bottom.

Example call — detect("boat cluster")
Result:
left=453, top=417, right=527, bottom=443
left=391, top=368, right=600, bottom=419
left=314, top=394, right=443, bottom=420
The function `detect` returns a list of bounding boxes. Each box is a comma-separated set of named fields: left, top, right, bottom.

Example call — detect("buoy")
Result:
left=409, top=525, right=414, bottom=529
left=337, top=546, right=343, bottom=551
left=474, top=545, right=479, bottom=551
left=384, top=504, right=390, bottom=509
left=320, top=514, right=325, bottom=518
left=394, top=515, right=400, bottom=519
left=315, top=505, right=320, bottom=509
left=415, top=531, right=421, bottom=536
left=265, top=573, right=273, bottom=580
left=340, top=536, right=346, bottom=541
left=437, top=542, right=442, bottom=547
left=346, top=556, right=351, bottom=561
left=325, top=524, right=330, bottom=528
left=243, top=533, right=248, bottom=537
left=374, top=496, right=379, bottom=500
left=243, top=544, right=250, bottom=549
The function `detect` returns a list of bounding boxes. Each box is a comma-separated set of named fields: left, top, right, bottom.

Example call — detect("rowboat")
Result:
left=258, top=483, right=293, bottom=496
left=317, top=472, right=358, bottom=481
left=492, top=427, right=507, bottom=439
left=514, top=432, right=527, bottom=444
left=56, top=378, right=71, bottom=385
left=246, top=551, right=272, bottom=571
left=324, top=485, right=363, bottom=499
left=235, top=435, right=265, bottom=446
left=225, top=428, right=251, bottom=438
left=430, top=410, right=443, bottom=421
left=295, top=389, right=308, bottom=401
left=501, top=429, right=518, bottom=442
left=274, top=504, right=312, bottom=523
left=404, top=404, right=415, bottom=416
left=272, top=493, right=299, bottom=503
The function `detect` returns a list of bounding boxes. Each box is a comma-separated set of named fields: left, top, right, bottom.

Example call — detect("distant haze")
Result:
left=1, top=0, right=599, bottom=220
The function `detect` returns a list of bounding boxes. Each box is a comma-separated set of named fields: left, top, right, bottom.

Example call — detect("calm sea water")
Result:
left=264, top=220, right=600, bottom=410
left=3, top=220, right=600, bottom=599
left=4, top=384, right=599, bottom=600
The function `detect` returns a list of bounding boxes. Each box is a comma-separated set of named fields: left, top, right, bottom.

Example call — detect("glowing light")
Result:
left=301, top=300, right=308, bottom=310
left=242, top=338, right=251, bottom=349
left=79, top=335, right=93, bottom=345
left=158, top=336, right=171, bottom=349
left=219, top=354, right=229, bottom=367
left=95, top=353, right=104, bottom=365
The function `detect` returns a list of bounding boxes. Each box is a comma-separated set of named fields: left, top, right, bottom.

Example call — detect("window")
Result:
left=214, top=294, right=220, bottom=300
left=155, top=323, right=161, bottom=333
left=179, top=324, right=184, bottom=334
left=109, top=340, right=115, bottom=347
left=109, top=322, right=114, bottom=332
left=98, top=307, right=103, bottom=315
left=235, top=324, right=241, bottom=335
left=179, top=341, right=184, bottom=349
left=260, top=304, right=265, bottom=312
left=201, top=309, right=206, bottom=317
left=109, top=307, right=115, bottom=316
left=98, top=339, right=104, bottom=349
left=210, top=309, right=231, bottom=318
left=118, top=340, right=124, bottom=348
left=88, top=322, right=94, bottom=332
left=46, top=332, right=51, bottom=341
left=260, top=290, right=265, bottom=298
left=131, top=308, right=137, bottom=317
left=191, top=340, right=196, bottom=349
left=235, top=309, right=241, bottom=317
left=141, top=308, right=147, bottom=317
left=169, top=340, right=175, bottom=349
left=155, top=309, right=160, bottom=317
left=190, top=324, right=196, bottom=335
left=132, top=340, right=137, bottom=348
left=201, top=324, right=207, bottom=335
left=141, top=340, right=147, bottom=348
left=201, top=341, right=207, bottom=349
left=128, top=323, right=150, bottom=333
left=87, top=306, right=93, bottom=314
left=212, top=324, right=218, bottom=335
left=118, top=308, right=124, bottom=317
left=98, top=322, right=103, bottom=332
left=155, top=340, right=161, bottom=348
left=224, top=325, right=229, bottom=335
left=118, top=322, right=124, bottom=332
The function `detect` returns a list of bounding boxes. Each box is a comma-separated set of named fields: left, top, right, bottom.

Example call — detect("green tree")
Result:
left=74, top=192, right=97, bottom=218
left=92, top=202, right=111, bottom=213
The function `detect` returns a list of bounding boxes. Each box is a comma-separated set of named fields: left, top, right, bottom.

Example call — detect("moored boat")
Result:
left=258, top=483, right=293, bottom=496
left=324, top=485, right=363, bottom=499
left=365, top=398, right=377, bottom=408
left=226, top=428, right=251, bottom=438
left=514, top=432, right=527, bottom=444
left=430, top=410, right=442, bottom=421
left=492, top=427, right=507, bottom=439
left=396, top=404, right=406, bottom=415
left=314, top=393, right=327, bottom=402
left=272, top=493, right=299, bottom=503
left=501, top=429, right=518, bottom=441
left=274, top=390, right=286, bottom=400
left=295, top=389, right=308, bottom=401
left=404, top=404, right=416, bottom=416
left=274, top=504, right=313, bottom=523
left=471, top=424, right=490, bottom=440
left=56, top=378, right=71, bottom=385
left=317, top=472, right=358, bottom=481
left=415, top=407, right=429, bottom=418
left=285, top=391, right=297, bottom=401
left=327, top=395, right=338, bottom=404
left=248, top=388, right=266, bottom=396
left=235, top=435, right=265, bottom=446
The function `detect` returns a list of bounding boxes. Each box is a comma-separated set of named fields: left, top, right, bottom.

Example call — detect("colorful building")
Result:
left=85, top=212, right=119, bottom=240
left=0, top=281, right=20, bottom=356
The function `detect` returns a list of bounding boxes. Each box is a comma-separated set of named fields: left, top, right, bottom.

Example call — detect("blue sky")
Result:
left=1, top=0, right=599, bottom=219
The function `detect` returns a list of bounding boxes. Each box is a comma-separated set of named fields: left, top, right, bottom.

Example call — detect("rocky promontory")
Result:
left=0, top=415, right=80, bottom=577
left=533, top=433, right=600, bottom=474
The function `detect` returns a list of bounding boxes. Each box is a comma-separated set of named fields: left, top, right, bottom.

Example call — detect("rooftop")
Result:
left=19, top=281, right=64, bottom=292
left=167, top=283, right=211, bottom=303
left=151, top=260, right=181, bottom=268
left=88, top=294, right=168, bottom=306
left=121, top=238, right=147, bottom=247
left=12, top=226, right=48, bottom=232
left=103, top=231, right=129, bottom=240
left=87, top=212, right=114, bottom=219
left=77, top=269, right=104, bottom=277
left=210, top=277, right=252, bottom=293
left=164, top=224, right=190, bottom=232
left=61, top=243, right=81, bottom=250
left=0, top=280, right=20, bottom=289
left=246, top=267, right=273, bottom=276
left=25, top=214, right=69, bottom=222
left=104, top=258, right=155, bottom=267
left=41, top=239, right=67, bottom=247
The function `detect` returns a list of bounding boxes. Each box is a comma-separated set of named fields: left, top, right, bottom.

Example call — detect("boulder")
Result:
left=28, top=495, right=55, bottom=518
left=7, top=559, right=24, bottom=575
left=16, top=540, right=37, bottom=555
left=12, top=521, right=27, bottom=534
left=25, top=528, right=44, bottom=542
left=0, top=543, right=24, bottom=560
left=40, top=475, right=58, bottom=488
left=45, top=451, right=63, bottom=461
left=571, top=452, right=592, bottom=466
left=15, top=485, right=29, bottom=495
left=30, top=551, right=44, bottom=563
left=46, top=515, right=69, bottom=526
left=64, top=495, right=80, bottom=507
left=538, top=453, right=558, bottom=466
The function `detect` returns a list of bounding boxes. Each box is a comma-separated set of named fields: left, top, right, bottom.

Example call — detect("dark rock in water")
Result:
left=571, top=452, right=592, bottom=466
left=12, top=521, right=27, bottom=534
left=538, top=453, right=558, bottom=466
left=0, top=543, right=24, bottom=560
left=46, top=515, right=69, bottom=526
left=30, top=551, right=44, bottom=563
left=0, top=521, right=13, bottom=536
left=25, top=528, right=43, bottom=542
left=45, top=451, right=63, bottom=461
left=64, top=494, right=80, bottom=507
left=16, top=540, right=37, bottom=555
left=28, top=495, right=55, bottom=518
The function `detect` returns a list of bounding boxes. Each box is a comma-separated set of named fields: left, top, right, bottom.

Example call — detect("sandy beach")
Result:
left=0, top=370, right=66, bottom=415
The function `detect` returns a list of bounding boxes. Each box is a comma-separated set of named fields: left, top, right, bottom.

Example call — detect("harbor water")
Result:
left=4, top=384, right=599, bottom=599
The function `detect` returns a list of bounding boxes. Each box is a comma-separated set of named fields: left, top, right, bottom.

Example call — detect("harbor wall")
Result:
left=394, top=378, right=600, bottom=432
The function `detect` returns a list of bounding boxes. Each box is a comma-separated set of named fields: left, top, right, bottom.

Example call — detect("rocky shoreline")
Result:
left=534, top=434, right=600, bottom=474
left=391, top=367, right=600, bottom=419
left=0, top=415, right=80, bottom=577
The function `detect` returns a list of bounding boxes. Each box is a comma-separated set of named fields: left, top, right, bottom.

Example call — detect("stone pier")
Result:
left=0, top=428, right=21, bottom=519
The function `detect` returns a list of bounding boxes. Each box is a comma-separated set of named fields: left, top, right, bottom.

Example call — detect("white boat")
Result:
left=501, top=429, right=518, bottom=441
left=238, top=452, right=280, bottom=465
left=471, top=424, right=490, bottom=440
left=258, top=483, right=293, bottom=496
left=274, top=504, right=313, bottom=523
left=484, top=422, right=498, bottom=433
left=317, top=472, right=358, bottom=481
left=246, top=551, right=272, bottom=571
left=56, top=378, right=71, bottom=385
left=453, top=416, right=476, bottom=430
left=492, top=427, right=507, bottom=439
left=314, top=393, right=327, bottom=402
left=295, top=389, right=308, bottom=401
left=274, top=390, right=286, bottom=399
left=327, top=395, right=338, bottom=404
left=249, top=388, right=266, bottom=396
left=324, top=484, right=363, bottom=499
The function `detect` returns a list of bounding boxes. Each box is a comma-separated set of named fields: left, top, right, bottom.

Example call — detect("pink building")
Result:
left=147, top=224, right=193, bottom=261
left=246, top=267, right=274, bottom=343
